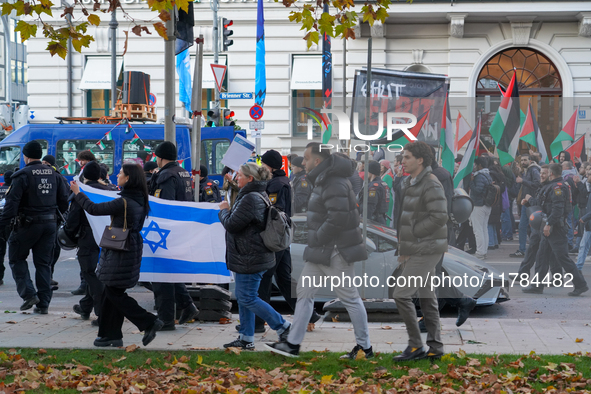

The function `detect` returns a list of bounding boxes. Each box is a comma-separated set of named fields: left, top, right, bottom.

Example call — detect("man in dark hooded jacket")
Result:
left=266, top=143, right=372, bottom=359
left=198, top=165, right=221, bottom=203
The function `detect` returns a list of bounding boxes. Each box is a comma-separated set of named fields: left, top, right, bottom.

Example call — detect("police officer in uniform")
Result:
left=0, top=141, right=69, bottom=313
left=523, top=163, right=588, bottom=295
left=291, top=157, right=312, bottom=213
left=0, top=170, right=14, bottom=286
left=358, top=161, right=389, bottom=224
left=149, top=141, right=200, bottom=330
left=198, top=165, right=221, bottom=203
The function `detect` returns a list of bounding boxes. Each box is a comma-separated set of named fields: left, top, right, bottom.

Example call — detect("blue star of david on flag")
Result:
left=141, top=220, right=171, bottom=253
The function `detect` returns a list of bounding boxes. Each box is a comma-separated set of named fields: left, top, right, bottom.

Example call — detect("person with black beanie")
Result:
left=148, top=141, right=199, bottom=331
left=0, top=141, right=69, bottom=313
left=144, top=161, right=158, bottom=183
left=198, top=165, right=221, bottom=203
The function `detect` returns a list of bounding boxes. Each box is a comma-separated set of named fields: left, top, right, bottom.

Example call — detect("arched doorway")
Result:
left=476, top=48, right=562, bottom=156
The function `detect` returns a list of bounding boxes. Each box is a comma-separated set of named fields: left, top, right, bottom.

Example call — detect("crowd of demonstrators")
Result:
left=218, top=163, right=291, bottom=350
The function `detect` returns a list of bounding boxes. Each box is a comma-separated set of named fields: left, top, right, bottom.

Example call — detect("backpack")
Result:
left=257, top=193, right=294, bottom=252
left=484, top=183, right=500, bottom=207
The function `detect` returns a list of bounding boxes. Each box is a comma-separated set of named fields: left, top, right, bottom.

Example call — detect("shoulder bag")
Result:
left=99, top=198, right=131, bottom=251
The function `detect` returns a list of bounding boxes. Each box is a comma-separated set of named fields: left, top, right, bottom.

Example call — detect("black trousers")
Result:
left=0, top=224, right=10, bottom=281
left=518, top=229, right=542, bottom=276
left=77, top=230, right=104, bottom=317
left=255, top=247, right=296, bottom=329
left=9, top=222, right=56, bottom=308
left=535, top=226, right=587, bottom=290
left=152, top=282, right=193, bottom=324
left=456, top=222, right=476, bottom=251
left=447, top=221, right=457, bottom=248
left=99, top=285, right=157, bottom=340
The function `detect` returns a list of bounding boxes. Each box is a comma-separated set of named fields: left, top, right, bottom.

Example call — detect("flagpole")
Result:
left=361, top=37, right=372, bottom=299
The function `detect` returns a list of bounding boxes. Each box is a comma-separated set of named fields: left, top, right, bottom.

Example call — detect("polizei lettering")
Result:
left=32, top=169, right=53, bottom=175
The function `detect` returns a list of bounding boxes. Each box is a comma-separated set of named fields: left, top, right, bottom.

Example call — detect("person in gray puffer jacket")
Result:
left=392, top=141, right=448, bottom=362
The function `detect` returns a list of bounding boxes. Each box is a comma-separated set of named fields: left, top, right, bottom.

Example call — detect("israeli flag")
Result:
left=78, top=183, right=230, bottom=284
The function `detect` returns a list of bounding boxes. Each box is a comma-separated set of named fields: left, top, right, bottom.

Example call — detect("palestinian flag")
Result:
left=151, top=155, right=157, bottom=162
left=563, top=134, right=586, bottom=161
left=454, top=115, right=481, bottom=188
left=63, top=163, right=74, bottom=175
left=104, top=131, right=113, bottom=141
left=144, top=145, right=153, bottom=153
left=178, top=159, right=187, bottom=169
left=372, top=109, right=431, bottom=147
left=132, top=133, right=141, bottom=144
left=550, top=106, right=578, bottom=159
left=520, top=101, right=549, bottom=163
left=489, top=71, right=521, bottom=166
left=126, top=123, right=132, bottom=134
left=96, top=140, right=106, bottom=150
left=454, top=111, right=472, bottom=152
left=440, top=96, right=455, bottom=174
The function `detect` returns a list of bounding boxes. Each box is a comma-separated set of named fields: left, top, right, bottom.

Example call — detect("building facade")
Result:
left=26, top=0, right=591, bottom=155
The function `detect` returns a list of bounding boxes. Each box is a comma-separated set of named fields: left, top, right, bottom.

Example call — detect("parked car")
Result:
left=228, top=215, right=510, bottom=306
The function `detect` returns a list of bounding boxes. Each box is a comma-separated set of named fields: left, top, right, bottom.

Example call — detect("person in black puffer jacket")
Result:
left=266, top=143, right=372, bottom=359
left=70, top=163, right=163, bottom=348
left=488, top=161, right=507, bottom=249
left=218, top=162, right=291, bottom=351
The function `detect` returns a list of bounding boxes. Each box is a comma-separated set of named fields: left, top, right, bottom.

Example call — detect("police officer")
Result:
left=0, top=141, right=69, bottom=313
left=291, top=157, right=312, bottom=213
left=42, top=155, right=64, bottom=290
left=149, top=141, right=199, bottom=330
left=0, top=170, right=14, bottom=286
left=524, top=163, right=588, bottom=295
left=198, top=165, right=221, bottom=203
left=358, top=161, right=389, bottom=224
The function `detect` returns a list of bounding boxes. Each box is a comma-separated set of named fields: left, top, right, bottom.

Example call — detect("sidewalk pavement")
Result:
left=1, top=311, right=590, bottom=355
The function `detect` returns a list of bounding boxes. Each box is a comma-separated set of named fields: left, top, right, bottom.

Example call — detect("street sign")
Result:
left=211, top=64, right=227, bottom=92
left=579, top=110, right=587, bottom=120
left=220, top=92, right=253, bottom=100
left=249, top=121, right=264, bottom=130
left=149, top=93, right=157, bottom=106
left=251, top=129, right=262, bottom=138
left=249, top=104, right=264, bottom=120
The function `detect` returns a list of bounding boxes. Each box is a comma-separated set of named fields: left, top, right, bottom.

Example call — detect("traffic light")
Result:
left=223, top=109, right=235, bottom=127
left=207, top=108, right=220, bottom=127
left=222, top=18, right=233, bottom=51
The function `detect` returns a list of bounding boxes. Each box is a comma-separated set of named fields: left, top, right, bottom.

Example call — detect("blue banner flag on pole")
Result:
left=176, top=48, right=192, bottom=113
left=255, top=0, right=266, bottom=106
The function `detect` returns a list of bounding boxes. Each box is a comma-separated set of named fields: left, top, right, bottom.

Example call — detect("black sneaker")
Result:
left=425, top=347, right=444, bottom=360
left=51, top=279, right=59, bottom=286
left=143, top=319, right=164, bottom=346
left=510, top=250, right=525, bottom=258
left=20, top=295, right=40, bottom=311
left=158, top=321, right=176, bottom=331
left=278, top=324, right=291, bottom=342
left=568, top=286, right=589, bottom=297
left=224, top=338, right=255, bottom=351
left=392, top=346, right=427, bottom=362
left=340, top=344, right=374, bottom=359
left=264, top=341, right=299, bottom=357
left=178, top=303, right=199, bottom=325
left=235, top=324, right=266, bottom=333
left=94, top=337, right=123, bottom=347
left=33, top=307, right=48, bottom=314
left=70, top=286, right=86, bottom=296
left=309, top=311, right=322, bottom=324
left=73, top=304, right=90, bottom=320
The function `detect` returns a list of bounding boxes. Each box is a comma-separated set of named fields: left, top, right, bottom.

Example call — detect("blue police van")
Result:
left=0, top=124, right=245, bottom=185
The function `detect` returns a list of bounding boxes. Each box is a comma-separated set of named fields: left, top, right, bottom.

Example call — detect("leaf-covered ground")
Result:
left=0, top=347, right=590, bottom=393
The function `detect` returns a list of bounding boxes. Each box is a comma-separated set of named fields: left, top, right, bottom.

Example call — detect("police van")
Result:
left=0, top=124, right=244, bottom=185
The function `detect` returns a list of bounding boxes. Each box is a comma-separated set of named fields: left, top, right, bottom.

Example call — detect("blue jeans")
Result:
left=576, top=229, right=591, bottom=270
left=501, top=206, right=513, bottom=240
left=488, top=224, right=498, bottom=246
left=518, top=207, right=528, bottom=253
left=234, top=271, right=289, bottom=343
left=566, top=210, right=574, bottom=248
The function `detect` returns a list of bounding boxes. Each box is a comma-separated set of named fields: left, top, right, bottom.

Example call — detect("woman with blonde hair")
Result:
left=218, top=162, right=291, bottom=350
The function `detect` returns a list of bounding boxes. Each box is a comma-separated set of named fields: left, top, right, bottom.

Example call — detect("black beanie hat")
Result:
left=368, top=161, right=381, bottom=176
left=144, top=161, right=158, bottom=172
left=261, top=150, right=283, bottom=170
left=155, top=141, right=177, bottom=161
left=23, top=141, right=43, bottom=159
left=292, top=156, right=305, bottom=169
left=42, top=155, right=56, bottom=166
left=200, top=165, right=208, bottom=178
left=83, top=161, right=101, bottom=181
